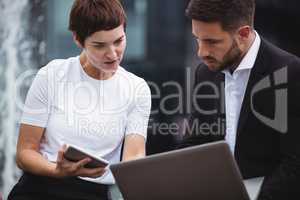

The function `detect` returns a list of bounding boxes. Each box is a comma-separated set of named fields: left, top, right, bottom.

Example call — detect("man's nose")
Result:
left=197, top=43, right=210, bottom=58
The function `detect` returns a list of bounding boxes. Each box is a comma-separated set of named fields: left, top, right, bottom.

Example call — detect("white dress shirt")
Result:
left=223, top=31, right=261, bottom=153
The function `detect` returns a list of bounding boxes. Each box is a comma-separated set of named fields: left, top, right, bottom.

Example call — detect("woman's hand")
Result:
left=54, top=145, right=106, bottom=178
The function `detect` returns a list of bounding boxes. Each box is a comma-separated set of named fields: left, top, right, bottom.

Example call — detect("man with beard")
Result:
left=178, top=0, right=300, bottom=199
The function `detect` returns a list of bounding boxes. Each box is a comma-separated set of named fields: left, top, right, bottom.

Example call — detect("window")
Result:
left=46, top=0, right=147, bottom=62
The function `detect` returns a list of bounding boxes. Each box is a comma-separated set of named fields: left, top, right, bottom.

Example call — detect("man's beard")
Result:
left=206, top=39, right=243, bottom=73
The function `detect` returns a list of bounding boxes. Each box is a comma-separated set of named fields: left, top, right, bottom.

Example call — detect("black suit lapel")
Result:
left=236, top=39, right=269, bottom=138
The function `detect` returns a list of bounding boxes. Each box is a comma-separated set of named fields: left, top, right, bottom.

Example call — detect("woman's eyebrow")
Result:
left=91, top=35, right=125, bottom=45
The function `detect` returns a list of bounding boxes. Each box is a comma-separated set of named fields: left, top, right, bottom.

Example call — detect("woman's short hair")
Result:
left=69, top=0, right=126, bottom=46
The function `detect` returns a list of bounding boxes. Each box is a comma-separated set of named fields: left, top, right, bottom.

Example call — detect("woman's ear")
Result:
left=73, top=32, right=83, bottom=49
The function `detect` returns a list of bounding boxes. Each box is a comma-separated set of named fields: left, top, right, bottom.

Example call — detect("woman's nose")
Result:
left=105, top=46, right=118, bottom=60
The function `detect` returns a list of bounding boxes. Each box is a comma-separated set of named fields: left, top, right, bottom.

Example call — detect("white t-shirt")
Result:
left=21, top=56, right=151, bottom=184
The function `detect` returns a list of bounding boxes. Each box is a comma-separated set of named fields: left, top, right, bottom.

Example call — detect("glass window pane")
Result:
left=46, top=0, right=147, bottom=62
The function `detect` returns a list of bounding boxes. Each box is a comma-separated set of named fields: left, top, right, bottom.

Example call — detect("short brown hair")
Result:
left=69, top=0, right=126, bottom=45
left=186, top=0, right=255, bottom=31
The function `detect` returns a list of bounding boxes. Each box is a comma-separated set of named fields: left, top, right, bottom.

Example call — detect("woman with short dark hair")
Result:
left=8, top=0, right=151, bottom=199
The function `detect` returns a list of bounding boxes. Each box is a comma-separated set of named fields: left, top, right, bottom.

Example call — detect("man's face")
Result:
left=192, top=20, right=243, bottom=72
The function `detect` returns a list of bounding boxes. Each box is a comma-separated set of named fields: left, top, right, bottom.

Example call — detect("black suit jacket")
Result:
left=178, top=38, right=300, bottom=200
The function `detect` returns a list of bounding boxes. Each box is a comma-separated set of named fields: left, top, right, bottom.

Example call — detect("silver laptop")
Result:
left=110, top=141, right=250, bottom=200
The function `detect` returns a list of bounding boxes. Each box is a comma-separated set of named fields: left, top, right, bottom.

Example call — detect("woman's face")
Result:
left=78, top=25, right=126, bottom=73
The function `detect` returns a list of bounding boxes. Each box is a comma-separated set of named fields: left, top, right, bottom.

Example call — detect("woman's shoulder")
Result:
left=117, top=66, right=148, bottom=86
left=41, top=56, right=77, bottom=72
left=37, top=56, right=79, bottom=80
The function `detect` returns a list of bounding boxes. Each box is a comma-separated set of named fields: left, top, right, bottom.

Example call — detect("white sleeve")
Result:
left=20, top=67, right=51, bottom=127
left=125, top=80, right=151, bottom=139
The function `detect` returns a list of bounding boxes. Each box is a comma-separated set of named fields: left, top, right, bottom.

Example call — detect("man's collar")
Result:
left=222, top=31, right=261, bottom=75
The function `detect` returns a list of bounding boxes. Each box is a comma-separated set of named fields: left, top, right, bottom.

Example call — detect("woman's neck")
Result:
left=79, top=52, right=114, bottom=80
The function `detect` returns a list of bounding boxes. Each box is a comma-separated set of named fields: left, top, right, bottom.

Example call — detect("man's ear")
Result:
left=237, top=26, right=251, bottom=40
left=73, top=32, right=83, bottom=49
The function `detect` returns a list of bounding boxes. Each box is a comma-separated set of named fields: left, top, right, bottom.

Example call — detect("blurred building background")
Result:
left=0, top=0, right=300, bottom=199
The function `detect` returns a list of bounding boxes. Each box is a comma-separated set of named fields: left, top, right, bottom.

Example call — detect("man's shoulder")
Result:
left=260, top=38, right=300, bottom=64
left=195, top=63, right=210, bottom=72
left=256, top=38, right=300, bottom=76
left=194, top=63, right=223, bottom=82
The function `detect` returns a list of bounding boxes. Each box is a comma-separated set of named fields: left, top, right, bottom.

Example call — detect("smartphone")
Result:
left=64, top=145, right=109, bottom=168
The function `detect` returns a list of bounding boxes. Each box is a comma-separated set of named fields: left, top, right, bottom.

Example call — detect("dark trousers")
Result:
left=8, top=172, right=109, bottom=200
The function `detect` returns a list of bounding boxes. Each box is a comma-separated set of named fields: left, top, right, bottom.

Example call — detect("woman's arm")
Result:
left=122, top=134, right=146, bottom=162
left=16, top=124, right=58, bottom=176
left=122, top=79, right=150, bottom=161
left=17, top=123, right=105, bottom=178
